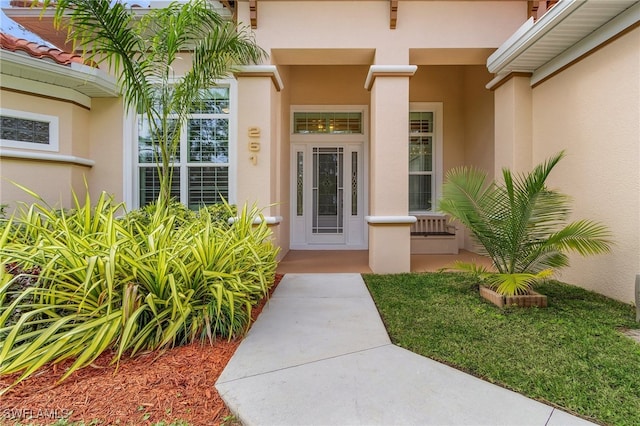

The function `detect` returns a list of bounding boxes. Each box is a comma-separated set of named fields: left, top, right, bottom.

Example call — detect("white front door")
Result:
left=291, top=142, right=366, bottom=249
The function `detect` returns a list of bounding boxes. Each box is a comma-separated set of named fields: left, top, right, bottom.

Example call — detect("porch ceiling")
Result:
left=487, top=0, right=638, bottom=75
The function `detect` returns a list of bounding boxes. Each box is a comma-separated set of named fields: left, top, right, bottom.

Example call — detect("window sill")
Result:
left=0, top=149, right=94, bottom=167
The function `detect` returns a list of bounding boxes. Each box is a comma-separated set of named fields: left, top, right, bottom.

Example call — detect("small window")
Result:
left=293, top=112, right=362, bottom=134
left=0, top=109, right=59, bottom=152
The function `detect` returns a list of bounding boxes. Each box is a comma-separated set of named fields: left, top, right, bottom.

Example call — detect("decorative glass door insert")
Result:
left=312, top=147, right=344, bottom=235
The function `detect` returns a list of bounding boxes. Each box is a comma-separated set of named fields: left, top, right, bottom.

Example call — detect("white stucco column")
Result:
left=234, top=65, right=283, bottom=210
left=234, top=65, right=285, bottom=251
left=491, top=73, right=533, bottom=176
left=365, top=65, right=417, bottom=273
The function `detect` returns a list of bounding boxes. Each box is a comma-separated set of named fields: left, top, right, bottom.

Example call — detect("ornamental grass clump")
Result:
left=0, top=190, right=278, bottom=391
left=438, top=151, right=612, bottom=296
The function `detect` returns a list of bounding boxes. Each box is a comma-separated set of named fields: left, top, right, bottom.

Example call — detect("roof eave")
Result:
left=486, top=0, right=640, bottom=89
left=0, top=49, right=118, bottom=97
left=487, top=0, right=584, bottom=75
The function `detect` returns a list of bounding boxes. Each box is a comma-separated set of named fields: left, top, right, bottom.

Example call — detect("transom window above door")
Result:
left=293, top=112, right=362, bottom=134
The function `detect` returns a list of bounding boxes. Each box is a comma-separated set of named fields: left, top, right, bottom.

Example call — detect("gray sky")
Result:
left=0, top=1, right=53, bottom=45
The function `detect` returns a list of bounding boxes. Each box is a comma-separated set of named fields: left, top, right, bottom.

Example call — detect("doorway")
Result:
left=290, top=141, right=367, bottom=249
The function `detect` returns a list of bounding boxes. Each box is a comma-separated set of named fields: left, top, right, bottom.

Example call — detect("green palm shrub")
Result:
left=0, top=190, right=278, bottom=391
left=438, top=151, right=612, bottom=296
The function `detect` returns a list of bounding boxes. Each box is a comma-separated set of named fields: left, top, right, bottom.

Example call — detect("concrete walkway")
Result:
left=216, top=274, right=595, bottom=426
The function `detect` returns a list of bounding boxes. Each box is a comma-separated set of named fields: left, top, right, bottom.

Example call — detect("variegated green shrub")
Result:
left=0, top=190, right=278, bottom=391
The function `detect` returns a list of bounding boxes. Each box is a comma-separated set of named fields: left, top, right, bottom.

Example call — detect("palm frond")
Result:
left=439, top=151, right=612, bottom=294
left=177, top=22, right=266, bottom=115
left=545, top=220, right=613, bottom=256
left=47, top=0, right=152, bottom=113
left=483, top=269, right=554, bottom=296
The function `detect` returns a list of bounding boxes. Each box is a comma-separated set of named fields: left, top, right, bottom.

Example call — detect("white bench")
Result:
left=410, top=214, right=459, bottom=254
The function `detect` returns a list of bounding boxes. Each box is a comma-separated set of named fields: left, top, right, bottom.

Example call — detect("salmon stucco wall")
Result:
left=240, top=1, right=525, bottom=63
left=462, top=66, right=495, bottom=177
left=268, top=72, right=287, bottom=256
left=494, top=75, right=533, bottom=177
left=88, top=98, right=125, bottom=203
left=235, top=71, right=288, bottom=256
left=277, top=65, right=292, bottom=256
left=0, top=89, right=92, bottom=211
left=1, top=160, right=85, bottom=210
left=237, top=77, right=275, bottom=208
left=410, top=65, right=495, bottom=176
left=531, top=27, right=640, bottom=303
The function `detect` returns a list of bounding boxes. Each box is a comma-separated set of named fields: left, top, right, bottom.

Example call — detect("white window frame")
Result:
left=127, top=79, right=237, bottom=209
left=409, top=102, right=443, bottom=214
left=0, top=108, right=59, bottom=152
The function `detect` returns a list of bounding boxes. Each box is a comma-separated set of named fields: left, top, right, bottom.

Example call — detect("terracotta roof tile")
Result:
left=0, top=32, right=93, bottom=67
left=9, top=1, right=147, bottom=7
left=8, top=1, right=48, bottom=7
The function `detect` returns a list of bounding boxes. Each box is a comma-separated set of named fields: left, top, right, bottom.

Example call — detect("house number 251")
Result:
left=248, top=127, right=260, bottom=165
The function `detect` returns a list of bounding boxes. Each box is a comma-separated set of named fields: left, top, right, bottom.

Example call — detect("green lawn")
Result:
left=363, top=273, right=640, bottom=426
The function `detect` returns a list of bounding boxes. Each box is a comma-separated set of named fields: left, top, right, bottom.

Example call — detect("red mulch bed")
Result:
left=0, top=274, right=283, bottom=426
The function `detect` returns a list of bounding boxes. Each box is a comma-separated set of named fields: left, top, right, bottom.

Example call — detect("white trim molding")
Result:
left=122, top=110, right=136, bottom=208
left=234, top=65, right=284, bottom=92
left=0, top=149, right=95, bottom=167
left=366, top=215, right=417, bottom=225
left=365, top=65, right=417, bottom=91
left=0, top=50, right=118, bottom=98
left=486, top=0, right=639, bottom=88
left=1, top=74, right=92, bottom=109
left=229, top=215, right=283, bottom=225
left=487, top=0, right=582, bottom=74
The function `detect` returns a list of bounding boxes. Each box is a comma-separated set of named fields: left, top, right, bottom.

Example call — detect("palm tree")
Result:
left=438, top=151, right=612, bottom=295
left=43, top=0, right=267, bottom=208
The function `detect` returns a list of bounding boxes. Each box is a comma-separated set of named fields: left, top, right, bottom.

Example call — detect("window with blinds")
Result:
left=409, top=111, right=434, bottom=212
left=137, top=87, right=231, bottom=208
